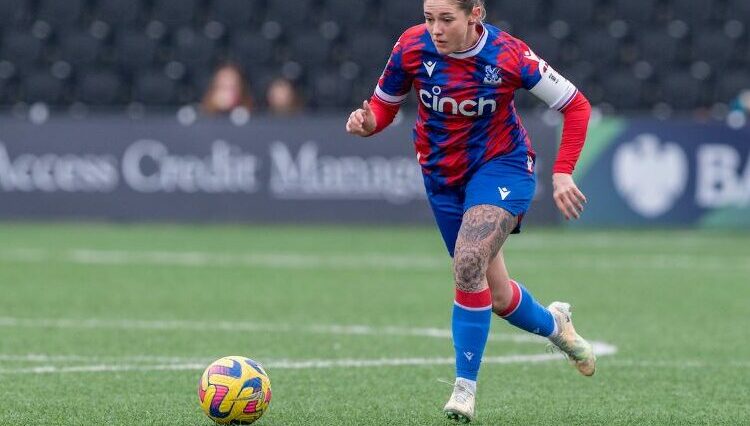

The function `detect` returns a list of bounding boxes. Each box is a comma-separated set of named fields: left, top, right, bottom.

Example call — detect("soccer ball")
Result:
left=198, top=356, right=272, bottom=424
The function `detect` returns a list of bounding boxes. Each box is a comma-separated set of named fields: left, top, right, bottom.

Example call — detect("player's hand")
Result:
left=552, top=173, right=587, bottom=220
left=345, top=100, right=377, bottom=137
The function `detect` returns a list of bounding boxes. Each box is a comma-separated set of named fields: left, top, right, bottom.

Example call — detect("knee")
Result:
left=492, top=288, right=512, bottom=316
left=453, top=244, right=487, bottom=292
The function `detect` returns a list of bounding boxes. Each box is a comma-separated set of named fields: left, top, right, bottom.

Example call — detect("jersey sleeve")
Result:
left=373, top=38, right=414, bottom=105
left=515, top=41, right=578, bottom=111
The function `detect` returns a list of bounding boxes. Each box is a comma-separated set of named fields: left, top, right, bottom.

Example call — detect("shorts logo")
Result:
left=483, top=65, right=502, bottom=85
left=498, top=187, right=511, bottom=200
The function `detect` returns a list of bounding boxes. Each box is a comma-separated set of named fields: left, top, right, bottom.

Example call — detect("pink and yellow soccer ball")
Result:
left=198, top=356, right=272, bottom=425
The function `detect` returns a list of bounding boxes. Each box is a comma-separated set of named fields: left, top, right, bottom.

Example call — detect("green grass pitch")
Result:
left=0, top=223, right=748, bottom=425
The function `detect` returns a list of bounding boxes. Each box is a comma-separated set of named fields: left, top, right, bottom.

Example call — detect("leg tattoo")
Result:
left=453, top=205, right=518, bottom=292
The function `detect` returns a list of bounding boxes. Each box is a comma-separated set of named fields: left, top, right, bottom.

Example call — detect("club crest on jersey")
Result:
left=423, top=61, right=437, bottom=77
left=483, top=65, right=502, bottom=85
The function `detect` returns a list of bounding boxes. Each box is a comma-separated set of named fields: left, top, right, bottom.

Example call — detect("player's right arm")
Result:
left=346, top=34, right=415, bottom=137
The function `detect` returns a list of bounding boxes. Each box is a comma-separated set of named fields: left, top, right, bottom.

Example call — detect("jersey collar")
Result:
left=448, top=23, right=487, bottom=59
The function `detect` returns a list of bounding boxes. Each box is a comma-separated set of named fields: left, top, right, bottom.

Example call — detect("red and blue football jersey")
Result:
left=374, top=23, right=578, bottom=187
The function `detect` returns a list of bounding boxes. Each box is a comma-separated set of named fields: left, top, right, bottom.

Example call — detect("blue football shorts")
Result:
left=423, top=145, right=536, bottom=257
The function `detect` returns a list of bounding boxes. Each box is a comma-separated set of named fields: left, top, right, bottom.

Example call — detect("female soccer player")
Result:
left=346, top=0, right=596, bottom=422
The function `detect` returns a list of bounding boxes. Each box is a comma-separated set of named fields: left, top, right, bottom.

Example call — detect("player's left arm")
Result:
left=519, top=48, right=592, bottom=220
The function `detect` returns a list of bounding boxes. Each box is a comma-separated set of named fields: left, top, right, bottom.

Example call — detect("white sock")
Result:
left=547, top=319, right=560, bottom=339
left=455, top=377, right=477, bottom=394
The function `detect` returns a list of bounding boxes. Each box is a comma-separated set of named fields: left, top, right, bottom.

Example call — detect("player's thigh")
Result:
left=454, top=204, right=517, bottom=263
left=463, top=152, right=536, bottom=233
left=425, top=186, right=464, bottom=257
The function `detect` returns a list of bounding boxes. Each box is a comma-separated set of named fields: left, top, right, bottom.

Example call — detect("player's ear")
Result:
left=471, top=6, right=482, bottom=24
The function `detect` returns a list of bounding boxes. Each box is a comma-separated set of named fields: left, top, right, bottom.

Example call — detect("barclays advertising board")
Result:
left=573, top=118, right=750, bottom=228
left=0, top=115, right=560, bottom=224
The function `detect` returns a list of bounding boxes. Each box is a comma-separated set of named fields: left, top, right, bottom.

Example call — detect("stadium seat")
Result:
left=310, top=66, right=353, bottom=109
left=637, top=29, right=682, bottom=66
left=692, top=30, right=735, bottom=68
left=0, top=0, right=741, bottom=112
left=114, top=29, right=158, bottom=74
left=513, top=89, right=538, bottom=110
left=286, top=31, right=333, bottom=69
left=188, top=67, right=210, bottom=96
left=37, top=0, right=85, bottom=31
left=172, top=29, right=215, bottom=70
left=208, top=0, right=259, bottom=28
left=346, top=31, right=394, bottom=71
left=229, top=30, right=276, bottom=73
left=0, top=77, right=18, bottom=104
left=602, top=70, right=643, bottom=110
left=667, top=0, right=714, bottom=25
left=77, top=68, right=122, bottom=105
left=520, top=30, right=561, bottom=64
left=133, top=70, right=176, bottom=105
left=0, top=0, right=29, bottom=28
left=660, top=71, right=704, bottom=109
left=726, top=0, right=750, bottom=21
left=321, top=0, right=371, bottom=31
left=265, top=0, right=312, bottom=28
left=576, top=28, right=620, bottom=66
left=550, top=0, right=595, bottom=26
left=715, top=70, right=750, bottom=103
left=0, top=32, right=43, bottom=72
left=22, top=69, right=64, bottom=104
left=612, top=0, right=655, bottom=24
left=57, top=31, right=103, bottom=69
left=494, top=0, right=542, bottom=26
left=93, top=0, right=142, bottom=29
left=151, top=0, right=199, bottom=30
left=350, top=73, right=382, bottom=107
left=583, top=81, right=606, bottom=105
left=243, top=65, right=281, bottom=108
left=382, top=0, right=424, bottom=34
left=559, top=62, right=595, bottom=88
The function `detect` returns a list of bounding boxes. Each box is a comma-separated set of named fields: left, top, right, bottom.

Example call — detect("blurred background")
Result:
left=1, top=3, right=749, bottom=424
left=0, top=0, right=748, bottom=227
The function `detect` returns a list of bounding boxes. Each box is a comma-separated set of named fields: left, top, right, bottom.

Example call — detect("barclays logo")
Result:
left=612, top=134, right=688, bottom=218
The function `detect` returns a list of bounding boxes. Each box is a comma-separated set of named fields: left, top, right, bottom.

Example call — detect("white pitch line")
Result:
left=605, top=359, right=750, bottom=369
left=1, top=247, right=747, bottom=271
left=0, top=342, right=617, bottom=375
left=0, top=316, right=543, bottom=343
left=0, top=354, right=210, bottom=363
left=6, top=351, right=750, bottom=376
left=510, top=233, right=732, bottom=250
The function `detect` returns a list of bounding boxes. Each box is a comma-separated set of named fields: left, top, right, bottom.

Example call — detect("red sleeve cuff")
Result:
left=367, top=94, right=401, bottom=136
left=553, top=92, right=591, bottom=174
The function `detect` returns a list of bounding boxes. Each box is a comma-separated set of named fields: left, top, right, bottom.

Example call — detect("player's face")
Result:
left=423, top=0, right=478, bottom=55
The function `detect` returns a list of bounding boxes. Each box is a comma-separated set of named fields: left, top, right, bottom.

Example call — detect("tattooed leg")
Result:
left=447, top=205, right=518, bottom=388
left=453, top=205, right=518, bottom=293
